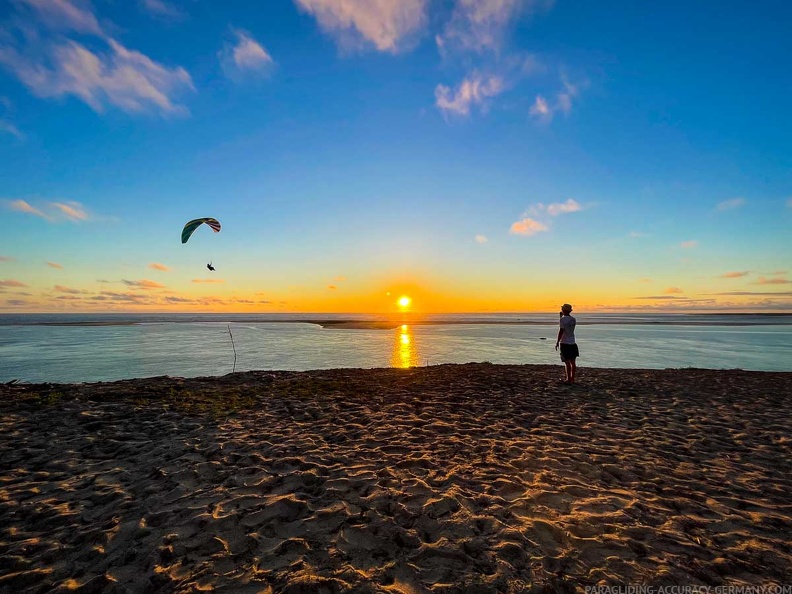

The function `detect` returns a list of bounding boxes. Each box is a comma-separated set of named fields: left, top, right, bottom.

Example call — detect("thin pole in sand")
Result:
left=228, top=324, right=237, bottom=373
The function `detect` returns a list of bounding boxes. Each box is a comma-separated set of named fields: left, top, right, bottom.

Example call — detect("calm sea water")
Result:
left=1, top=313, right=790, bottom=383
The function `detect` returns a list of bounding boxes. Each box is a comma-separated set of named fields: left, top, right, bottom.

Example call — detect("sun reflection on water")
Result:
left=391, top=324, right=420, bottom=368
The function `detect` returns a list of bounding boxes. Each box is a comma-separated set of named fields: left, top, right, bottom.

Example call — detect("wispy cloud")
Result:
left=220, top=30, right=275, bottom=81
left=435, top=73, right=504, bottom=117
left=755, top=277, right=791, bottom=285
left=528, top=95, right=550, bottom=119
left=334, top=276, right=347, bottom=282
left=631, top=295, right=687, bottom=300
left=629, top=231, right=649, bottom=238
left=294, top=0, right=428, bottom=53
left=680, top=240, right=699, bottom=249
left=510, top=198, right=581, bottom=236
left=0, top=279, right=28, bottom=288
left=787, top=198, right=792, bottom=208
left=0, top=256, right=14, bottom=262
left=546, top=198, right=582, bottom=216
left=437, top=0, right=533, bottom=54
left=140, top=0, right=186, bottom=20
left=0, top=98, right=24, bottom=140
left=122, top=279, right=166, bottom=289
left=475, top=234, right=488, bottom=244
left=47, top=261, right=63, bottom=269
left=192, top=279, right=224, bottom=283
left=528, top=199, right=582, bottom=218
left=4, top=299, right=31, bottom=307
left=708, top=291, right=792, bottom=297
left=1, top=2, right=194, bottom=116
left=5, top=199, right=94, bottom=222
left=52, top=201, right=88, bottom=221
left=148, top=262, right=170, bottom=272
left=92, top=291, right=149, bottom=303
left=716, top=197, right=745, bottom=211
left=54, top=284, right=84, bottom=294
left=509, top=217, right=548, bottom=236
left=17, top=0, right=104, bottom=36
left=530, top=76, right=583, bottom=121
left=7, top=199, right=47, bottom=218
left=327, top=285, right=337, bottom=290
left=665, top=287, right=683, bottom=294
left=718, top=271, right=749, bottom=279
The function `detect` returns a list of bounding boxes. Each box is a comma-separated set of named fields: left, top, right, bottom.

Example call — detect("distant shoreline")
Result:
left=5, top=315, right=791, bottom=329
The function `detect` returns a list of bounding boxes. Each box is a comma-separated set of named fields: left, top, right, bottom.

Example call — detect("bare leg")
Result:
left=563, top=361, right=572, bottom=383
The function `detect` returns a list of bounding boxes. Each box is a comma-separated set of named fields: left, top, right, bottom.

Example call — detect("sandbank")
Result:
left=1, top=364, right=790, bottom=592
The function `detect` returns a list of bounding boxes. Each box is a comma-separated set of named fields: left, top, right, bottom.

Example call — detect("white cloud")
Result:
left=438, top=0, right=526, bottom=53
left=1, top=2, right=194, bottom=116
left=294, top=0, right=428, bottom=53
left=530, top=75, right=584, bottom=121
left=220, top=30, right=274, bottom=80
left=529, top=95, right=550, bottom=119
left=51, top=201, right=88, bottom=221
left=556, top=74, right=578, bottom=114
left=546, top=198, right=581, bottom=216
left=435, top=73, right=504, bottom=117
left=17, top=0, right=104, bottom=36
left=7, top=199, right=47, bottom=218
left=140, top=0, right=185, bottom=19
left=509, top=217, right=548, bottom=236
left=475, top=234, right=488, bottom=244
left=716, top=198, right=745, bottom=211
left=0, top=119, right=24, bottom=140
left=529, top=199, right=582, bottom=217
left=510, top=198, right=581, bottom=237
left=5, top=199, right=94, bottom=222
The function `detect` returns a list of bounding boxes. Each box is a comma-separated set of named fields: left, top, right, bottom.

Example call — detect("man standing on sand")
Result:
left=555, top=303, right=579, bottom=384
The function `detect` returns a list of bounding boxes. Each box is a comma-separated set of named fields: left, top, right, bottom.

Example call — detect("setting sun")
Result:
left=398, top=296, right=411, bottom=309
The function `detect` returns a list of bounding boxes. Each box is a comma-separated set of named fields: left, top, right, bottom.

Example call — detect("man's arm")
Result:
left=555, top=326, right=564, bottom=350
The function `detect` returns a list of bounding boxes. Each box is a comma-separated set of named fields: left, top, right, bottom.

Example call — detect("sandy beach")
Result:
left=1, top=363, right=790, bottom=593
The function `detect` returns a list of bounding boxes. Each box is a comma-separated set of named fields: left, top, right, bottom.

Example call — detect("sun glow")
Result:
left=398, top=296, right=411, bottom=309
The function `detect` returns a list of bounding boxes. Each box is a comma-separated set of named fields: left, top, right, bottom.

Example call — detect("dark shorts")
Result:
left=560, top=343, right=579, bottom=362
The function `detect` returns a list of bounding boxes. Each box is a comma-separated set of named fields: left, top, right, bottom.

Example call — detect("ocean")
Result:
left=1, top=313, right=790, bottom=383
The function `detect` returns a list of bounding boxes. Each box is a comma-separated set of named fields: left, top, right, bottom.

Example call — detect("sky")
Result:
left=0, top=0, right=790, bottom=314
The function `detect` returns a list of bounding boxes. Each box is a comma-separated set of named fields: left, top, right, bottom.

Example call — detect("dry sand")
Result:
left=1, top=363, right=790, bottom=593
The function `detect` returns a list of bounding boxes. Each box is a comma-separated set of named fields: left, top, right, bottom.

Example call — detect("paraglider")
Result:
left=182, top=218, right=221, bottom=270
left=182, top=218, right=221, bottom=244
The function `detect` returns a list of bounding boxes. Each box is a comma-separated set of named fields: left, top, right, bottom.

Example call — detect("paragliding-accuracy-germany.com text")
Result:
left=585, top=587, right=791, bottom=594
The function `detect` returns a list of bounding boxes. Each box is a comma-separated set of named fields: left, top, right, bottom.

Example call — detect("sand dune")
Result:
left=1, top=364, right=790, bottom=593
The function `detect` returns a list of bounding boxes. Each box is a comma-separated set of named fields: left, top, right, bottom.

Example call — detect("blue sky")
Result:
left=1, top=0, right=790, bottom=313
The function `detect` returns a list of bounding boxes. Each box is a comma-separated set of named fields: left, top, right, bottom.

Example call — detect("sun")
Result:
left=398, top=296, right=411, bottom=309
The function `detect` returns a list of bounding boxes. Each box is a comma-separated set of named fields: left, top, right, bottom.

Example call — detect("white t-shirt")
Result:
left=559, top=315, right=576, bottom=344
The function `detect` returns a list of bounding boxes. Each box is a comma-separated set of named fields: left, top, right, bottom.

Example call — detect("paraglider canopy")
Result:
left=182, top=218, right=221, bottom=244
